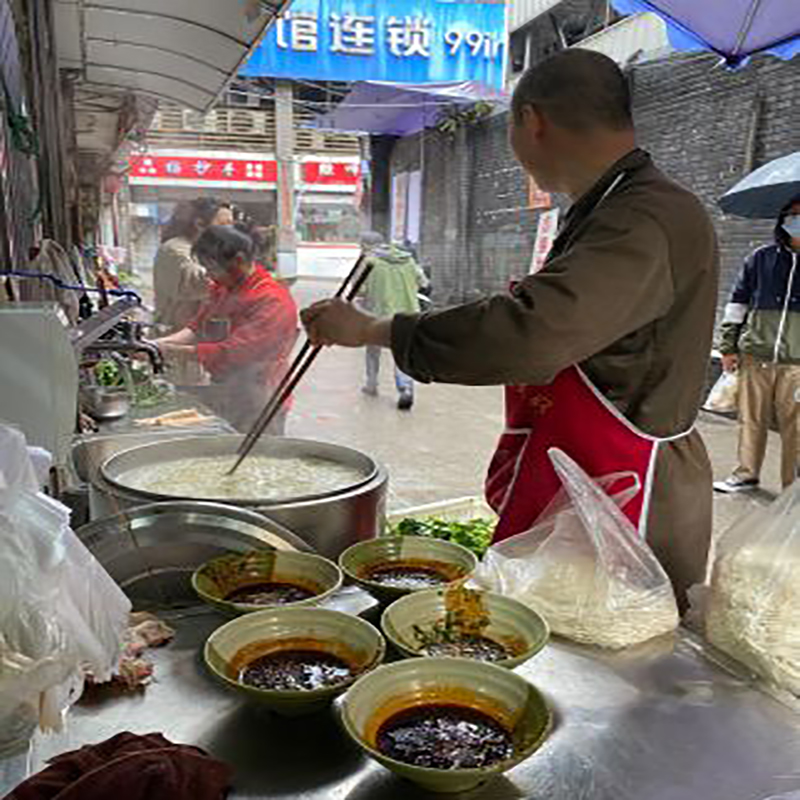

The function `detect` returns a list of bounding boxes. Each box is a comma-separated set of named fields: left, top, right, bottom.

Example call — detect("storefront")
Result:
left=127, top=149, right=362, bottom=281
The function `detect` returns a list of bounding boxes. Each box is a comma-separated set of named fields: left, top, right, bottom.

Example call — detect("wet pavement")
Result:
left=287, top=280, right=785, bottom=539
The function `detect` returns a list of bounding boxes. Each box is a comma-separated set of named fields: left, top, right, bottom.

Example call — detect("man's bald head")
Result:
left=512, top=49, right=633, bottom=132
left=508, top=49, right=636, bottom=197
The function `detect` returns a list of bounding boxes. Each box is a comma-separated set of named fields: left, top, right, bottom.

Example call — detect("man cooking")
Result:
left=302, top=49, right=719, bottom=611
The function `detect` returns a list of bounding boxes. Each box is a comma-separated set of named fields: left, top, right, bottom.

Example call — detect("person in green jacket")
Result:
left=359, top=232, right=429, bottom=410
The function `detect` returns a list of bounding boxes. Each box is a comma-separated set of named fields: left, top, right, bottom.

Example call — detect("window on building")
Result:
left=509, top=27, right=530, bottom=75
left=297, top=201, right=361, bottom=244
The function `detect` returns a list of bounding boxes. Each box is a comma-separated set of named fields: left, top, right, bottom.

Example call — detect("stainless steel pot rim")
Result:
left=99, top=435, right=379, bottom=507
left=76, top=499, right=313, bottom=553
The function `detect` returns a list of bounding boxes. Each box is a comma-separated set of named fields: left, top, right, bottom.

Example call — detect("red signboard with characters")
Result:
left=129, top=155, right=278, bottom=183
left=128, top=154, right=361, bottom=187
left=302, top=161, right=360, bottom=186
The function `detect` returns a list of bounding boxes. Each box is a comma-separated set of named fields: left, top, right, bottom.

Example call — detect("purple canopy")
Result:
left=612, top=0, right=800, bottom=66
left=311, top=81, right=508, bottom=136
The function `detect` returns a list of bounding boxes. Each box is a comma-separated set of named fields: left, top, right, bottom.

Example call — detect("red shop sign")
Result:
left=129, top=155, right=278, bottom=183
left=302, top=161, right=360, bottom=186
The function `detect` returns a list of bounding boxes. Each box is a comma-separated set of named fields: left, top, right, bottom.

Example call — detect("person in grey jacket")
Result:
left=715, top=196, right=800, bottom=493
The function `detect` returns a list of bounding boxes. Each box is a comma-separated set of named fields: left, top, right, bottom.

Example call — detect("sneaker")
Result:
left=361, top=385, right=378, bottom=397
left=713, top=477, right=760, bottom=494
left=397, top=392, right=414, bottom=411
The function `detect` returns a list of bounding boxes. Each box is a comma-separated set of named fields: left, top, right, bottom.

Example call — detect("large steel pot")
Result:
left=90, top=435, right=388, bottom=558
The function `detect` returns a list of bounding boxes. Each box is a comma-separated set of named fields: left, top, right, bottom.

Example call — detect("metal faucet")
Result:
left=83, top=339, right=165, bottom=374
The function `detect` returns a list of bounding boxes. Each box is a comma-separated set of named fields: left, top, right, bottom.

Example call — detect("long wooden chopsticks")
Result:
left=228, top=254, right=372, bottom=475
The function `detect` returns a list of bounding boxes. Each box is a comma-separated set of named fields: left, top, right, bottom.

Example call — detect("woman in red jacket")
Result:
left=156, top=225, right=298, bottom=433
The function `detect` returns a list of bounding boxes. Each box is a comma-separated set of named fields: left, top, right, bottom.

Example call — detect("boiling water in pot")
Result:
left=120, top=454, right=364, bottom=501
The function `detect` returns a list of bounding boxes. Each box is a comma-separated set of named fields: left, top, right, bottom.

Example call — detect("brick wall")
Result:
left=631, top=52, right=800, bottom=321
left=395, top=50, right=799, bottom=322
left=391, top=127, right=478, bottom=303
left=387, top=114, right=553, bottom=304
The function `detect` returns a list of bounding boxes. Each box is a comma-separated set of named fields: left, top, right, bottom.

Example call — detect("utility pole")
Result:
left=275, top=80, right=297, bottom=279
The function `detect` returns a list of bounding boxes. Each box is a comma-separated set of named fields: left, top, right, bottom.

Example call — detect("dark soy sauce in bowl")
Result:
left=376, top=704, right=514, bottom=769
left=239, top=649, right=353, bottom=691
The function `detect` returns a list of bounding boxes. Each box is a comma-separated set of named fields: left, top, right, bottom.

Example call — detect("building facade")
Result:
left=127, top=82, right=366, bottom=280
left=380, top=2, right=798, bottom=334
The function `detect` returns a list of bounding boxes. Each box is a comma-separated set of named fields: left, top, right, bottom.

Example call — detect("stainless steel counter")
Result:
left=2, top=589, right=799, bottom=800
left=69, top=391, right=231, bottom=486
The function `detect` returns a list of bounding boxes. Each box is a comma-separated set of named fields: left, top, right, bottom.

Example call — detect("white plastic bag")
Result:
left=0, top=424, right=131, bottom=749
left=705, top=481, right=800, bottom=696
left=474, top=449, right=679, bottom=649
left=703, top=371, right=739, bottom=413
left=0, top=424, right=39, bottom=494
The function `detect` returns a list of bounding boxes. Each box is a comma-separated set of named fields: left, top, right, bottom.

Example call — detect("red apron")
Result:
left=486, top=365, right=688, bottom=543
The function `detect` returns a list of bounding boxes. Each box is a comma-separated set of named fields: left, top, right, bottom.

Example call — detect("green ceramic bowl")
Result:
left=340, top=657, right=552, bottom=794
left=192, top=550, right=343, bottom=615
left=381, top=588, right=549, bottom=669
left=338, top=536, right=478, bottom=603
left=204, top=607, right=386, bottom=716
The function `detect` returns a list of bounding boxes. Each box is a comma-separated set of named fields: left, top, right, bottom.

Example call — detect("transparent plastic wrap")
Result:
left=0, top=425, right=131, bottom=750
left=474, top=449, right=679, bottom=649
left=705, top=481, right=800, bottom=696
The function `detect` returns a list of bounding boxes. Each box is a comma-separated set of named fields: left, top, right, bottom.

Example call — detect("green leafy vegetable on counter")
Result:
left=131, top=381, right=171, bottom=409
left=127, top=361, right=172, bottom=408
left=92, top=359, right=171, bottom=408
left=391, top=517, right=495, bottom=558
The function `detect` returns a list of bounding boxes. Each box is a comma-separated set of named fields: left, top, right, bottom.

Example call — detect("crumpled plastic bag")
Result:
left=474, top=449, right=679, bottom=649
left=704, top=481, right=800, bottom=696
left=0, top=424, right=39, bottom=494
left=0, top=424, right=131, bottom=751
left=703, top=370, right=739, bottom=413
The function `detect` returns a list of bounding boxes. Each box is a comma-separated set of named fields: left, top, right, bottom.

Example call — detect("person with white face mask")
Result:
left=716, top=197, right=800, bottom=493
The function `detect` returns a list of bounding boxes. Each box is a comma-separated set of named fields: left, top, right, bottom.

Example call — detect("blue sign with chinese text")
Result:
left=242, top=0, right=507, bottom=89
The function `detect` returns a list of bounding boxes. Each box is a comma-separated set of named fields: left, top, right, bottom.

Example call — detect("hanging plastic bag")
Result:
left=703, top=370, right=739, bottom=413
left=474, top=449, right=679, bottom=649
left=0, top=424, right=130, bottom=751
left=705, top=481, right=800, bottom=696
left=0, top=424, right=39, bottom=494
